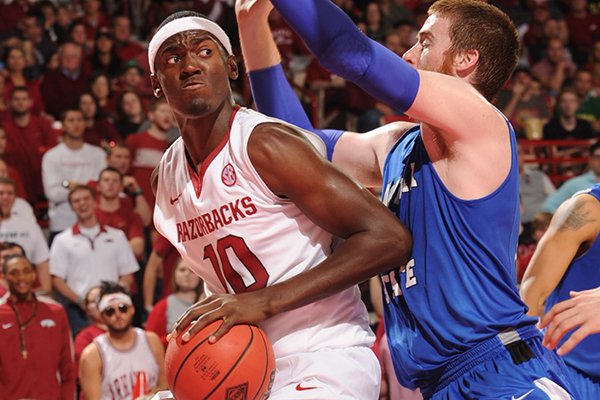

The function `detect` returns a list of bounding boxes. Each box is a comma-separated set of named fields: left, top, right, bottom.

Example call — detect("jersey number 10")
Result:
left=203, top=235, right=270, bottom=293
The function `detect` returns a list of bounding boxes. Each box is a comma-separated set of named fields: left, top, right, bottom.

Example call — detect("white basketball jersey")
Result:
left=95, top=328, right=159, bottom=400
left=154, top=107, right=374, bottom=357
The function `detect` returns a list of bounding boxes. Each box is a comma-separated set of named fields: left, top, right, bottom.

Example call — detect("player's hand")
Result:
left=540, top=287, right=600, bottom=355
left=235, top=0, right=273, bottom=21
left=171, top=292, right=271, bottom=344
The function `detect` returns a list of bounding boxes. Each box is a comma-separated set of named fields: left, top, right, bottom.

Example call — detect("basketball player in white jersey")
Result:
left=79, top=281, right=167, bottom=400
left=149, top=11, right=411, bottom=399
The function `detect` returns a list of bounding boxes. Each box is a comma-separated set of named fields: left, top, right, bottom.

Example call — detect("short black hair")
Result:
left=0, top=241, right=25, bottom=256
left=2, top=254, right=32, bottom=274
left=98, top=280, right=131, bottom=303
left=99, top=166, right=124, bottom=181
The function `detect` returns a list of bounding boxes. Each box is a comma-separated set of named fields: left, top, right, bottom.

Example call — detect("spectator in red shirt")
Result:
left=73, top=285, right=106, bottom=368
left=87, top=28, right=121, bottom=79
left=77, top=0, right=110, bottom=44
left=143, top=234, right=180, bottom=312
left=0, top=128, right=26, bottom=199
left=3, top=86, right=58, bottom=204
left=125, top=98, right=172, bottom=208
left=41, top=41, right=91, bottom=120
left=78, top=92, right=121, bottom=148
left=95, top=167, right=145, bottom=260
left=565, top=0, right=600, bottom=67
left=67, top=20, right=93, bottom=56
left=90, top=70, right=118, bottom=119
left=112, top=15, right=144, bottom=63
left=114, top=91, right=147, bottom=139
left=146, top=259, right=204, bottom=347
left=2, top=46, right=46, bottom=115
left=0, top=254, right=76, bottom=400
left=105, top=143, right=152, bottom=227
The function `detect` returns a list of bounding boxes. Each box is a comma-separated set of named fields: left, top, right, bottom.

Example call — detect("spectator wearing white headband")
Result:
left=79, top=281, right=167, bottom=400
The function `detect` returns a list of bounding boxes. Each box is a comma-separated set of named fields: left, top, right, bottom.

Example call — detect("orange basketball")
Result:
left=165, top=321, right=276, bottom=400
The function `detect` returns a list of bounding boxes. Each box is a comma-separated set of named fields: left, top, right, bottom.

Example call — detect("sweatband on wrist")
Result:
left=249, top=64, right=342, bottom=160
left=98, top=293, right=133, bottom=312
left=148, top=16, right=233, bottom=74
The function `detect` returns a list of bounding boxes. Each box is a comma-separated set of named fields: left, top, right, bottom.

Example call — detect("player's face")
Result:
left=151, top=30, right=238, bottom=119
left=98, top=171, right=123, bottom=199
left=5, top=258, right=36, bottom=298
left=101, top=301, right=134, bottom=333
left=403, top=14, right=454, bottom=75
left=0, top=183, right=16, bottom=216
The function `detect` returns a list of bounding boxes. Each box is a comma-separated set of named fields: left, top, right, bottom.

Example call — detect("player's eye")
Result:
left=167, top=55, right=181, bottom=64
left=198, top=48, right=212, bottom=57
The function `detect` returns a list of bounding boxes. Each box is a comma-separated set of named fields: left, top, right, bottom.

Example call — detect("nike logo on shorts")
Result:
left=295, top=383, right=318, bottom=391
left=512, top=389, right=534, bottom=400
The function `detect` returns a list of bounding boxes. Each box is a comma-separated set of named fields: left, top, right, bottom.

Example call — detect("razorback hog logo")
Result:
left=222, top=163, right=237, bottom=186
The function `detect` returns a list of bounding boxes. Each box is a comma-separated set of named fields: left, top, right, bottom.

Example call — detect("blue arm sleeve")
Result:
left=271, top=0, right=419, bottom=112
left=248, top=64, right=342, bottom=161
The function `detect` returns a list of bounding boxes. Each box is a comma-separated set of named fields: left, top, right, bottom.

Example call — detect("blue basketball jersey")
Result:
left=380, top=121, right=537, bottom=390
left=545, top=183, right=600, bottom=380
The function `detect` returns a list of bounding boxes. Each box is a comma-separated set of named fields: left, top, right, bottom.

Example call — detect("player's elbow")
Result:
left=376, top=222, right=413, bottom=268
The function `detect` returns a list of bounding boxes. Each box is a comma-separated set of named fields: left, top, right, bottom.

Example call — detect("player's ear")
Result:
left=227, top=55, right=239, bottom=81
left=150, top=74, right=163, bottom=98
left=455, top=49, right=479, bottom=76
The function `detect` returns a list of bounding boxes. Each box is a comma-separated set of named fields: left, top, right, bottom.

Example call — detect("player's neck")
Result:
left=178, top=102, right=235, bottom=167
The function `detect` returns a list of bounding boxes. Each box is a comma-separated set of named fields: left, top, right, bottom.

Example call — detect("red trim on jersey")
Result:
left=186, top=105, right=241, bottom=198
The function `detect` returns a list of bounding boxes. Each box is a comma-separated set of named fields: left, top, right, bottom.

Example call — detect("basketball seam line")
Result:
left=202, top=325, right=254, bottom=400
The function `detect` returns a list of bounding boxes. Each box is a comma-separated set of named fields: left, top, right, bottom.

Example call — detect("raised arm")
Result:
left=236, top=0, right=412, bottom=187
left=174, top=122, right=412, bottom=342
left=269, top=0, right=507, bottom=143
left=520, top=193, right=600, bottom=317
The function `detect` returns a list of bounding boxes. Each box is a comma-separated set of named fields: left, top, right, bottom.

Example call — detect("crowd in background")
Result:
left=1, top=0, right=600, bottom=399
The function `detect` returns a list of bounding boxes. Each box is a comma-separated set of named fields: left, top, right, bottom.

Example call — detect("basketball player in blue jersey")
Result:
left=235, top=0, right=575, bottom=398
left=521, top=183, right=600, bottom=398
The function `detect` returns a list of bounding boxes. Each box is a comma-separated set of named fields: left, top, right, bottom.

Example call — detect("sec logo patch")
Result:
left=222, top=163, right=237, bottom=186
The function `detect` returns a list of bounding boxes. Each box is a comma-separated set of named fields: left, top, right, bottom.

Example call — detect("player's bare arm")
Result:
left=521, top=194, right=600, bottom=316
left=174, top=122, right=412, bottom=342
left=540, top=286, right=600, bottom=355
left=236, top=0, right=414, bottom=187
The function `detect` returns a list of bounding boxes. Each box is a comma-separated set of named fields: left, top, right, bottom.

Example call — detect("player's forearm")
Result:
left=260, top=218, right=411, bottom=317
left=52, top=277, right=80, bottom=303
left=36, top=261, right=52, bottom=292
left=237, top=5, right=280, bottom=72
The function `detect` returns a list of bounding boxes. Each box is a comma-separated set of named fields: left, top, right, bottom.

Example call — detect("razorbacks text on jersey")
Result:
left=154, top=106, right=374, bottom=358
